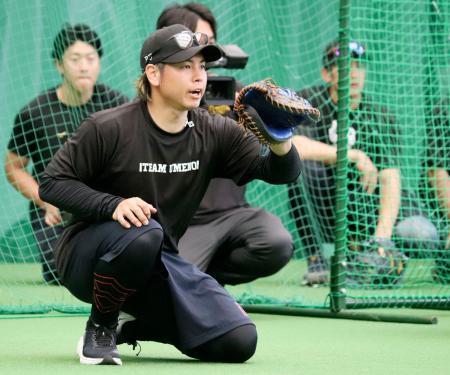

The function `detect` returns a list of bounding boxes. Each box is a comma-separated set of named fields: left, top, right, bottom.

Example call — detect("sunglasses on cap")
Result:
left=324, top=41, right=366, bottom=66
left=143, top=31, right=209, bottom=65
left=170, top=31, right=209, bottom=49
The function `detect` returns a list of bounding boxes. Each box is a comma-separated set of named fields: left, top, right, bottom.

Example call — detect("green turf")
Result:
left=0, top=310, right=449, bottom=375
left=1, top=259, right=448, bottom=313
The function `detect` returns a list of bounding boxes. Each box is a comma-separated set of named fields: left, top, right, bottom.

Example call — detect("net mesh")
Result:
left=0, top=0, right=449, bottom=314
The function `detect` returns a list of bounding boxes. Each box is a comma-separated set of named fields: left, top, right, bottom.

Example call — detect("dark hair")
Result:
left=156, top=5, right=199, bottom=32
left=135, top=73, right=152, bottom=102
left=135, top=63, right=164, bottom=101
left=322, top=39, right=367, bottom=70
left=183, top=2, right=217, bottom=38
left=52, top=23, right=103, bottom=61
left=156, top=2, right=217, bottom=38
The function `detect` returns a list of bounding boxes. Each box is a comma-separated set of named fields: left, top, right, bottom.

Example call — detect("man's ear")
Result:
left=145, top=64, right=161, bottom=86
left=321, top=67, right=332, bottom=83
left=55, top=60, right=64, bottom=76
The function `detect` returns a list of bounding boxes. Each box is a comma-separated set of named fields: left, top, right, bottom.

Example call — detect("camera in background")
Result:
left=204, top=45, right=249, bottom=107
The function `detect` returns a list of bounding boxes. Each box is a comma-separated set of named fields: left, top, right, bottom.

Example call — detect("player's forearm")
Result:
left=292, top=135, right=337, bottom=164
left=245, top=144, right=301, bottom=185
left=293, top=136, right=372, bottom=168
left=374, top=168, right=401, bottom=239
left=428, top=168, right=450, bottom=221
left=39, top=174, right=124, bottom=222
left=5, top=167, right=45, bottom=208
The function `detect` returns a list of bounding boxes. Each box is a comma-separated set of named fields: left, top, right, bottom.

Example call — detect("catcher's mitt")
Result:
left=346, top=238, right=408, bottom=289
left=234, top=79, right=320, bottom=144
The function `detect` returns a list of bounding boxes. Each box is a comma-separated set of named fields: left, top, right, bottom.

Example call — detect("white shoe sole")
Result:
left=76, top=336, right=122, bottom=365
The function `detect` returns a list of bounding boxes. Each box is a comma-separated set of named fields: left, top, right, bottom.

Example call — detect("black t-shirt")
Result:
left=425, top=99, right=450, bottom=173
left=295, top=85, right=400, bottom=192
left=189, top=178, right=248, bottom=224
left=8, top=84, right=128, bottom=182
left=40, top=101, right=301, bottom=277
left=191, top=80, right=248, bottom=225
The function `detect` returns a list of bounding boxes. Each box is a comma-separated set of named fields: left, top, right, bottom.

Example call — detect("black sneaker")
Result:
left=76, top=318, right=122, bottom=365
left=302, top=255, right=329, bottom=286
left=116, top=311, right=137, bottom=346
left=116, top=312, right=142, bottom=355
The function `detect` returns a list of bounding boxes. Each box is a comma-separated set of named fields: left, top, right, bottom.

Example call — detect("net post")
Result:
left=242, top=305, right=438, bottom=325
left=330, top=0, right=351, bottom=313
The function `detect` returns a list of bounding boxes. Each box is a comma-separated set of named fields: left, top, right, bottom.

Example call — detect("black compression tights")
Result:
left=184, top=324, right=257, bottom=363
left=91, top=228, right=163, bottom=326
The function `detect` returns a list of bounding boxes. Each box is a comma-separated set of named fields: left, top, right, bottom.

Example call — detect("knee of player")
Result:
left=121, top=226, right=164, bottom=266
left=252, top=248, right=292, bottom=279
left=222, top=324, right=258, bottom=363
left=265, top=230, right=294, bottom=266
left=185, top=324, right=258, bottom=363
left=395, top=215, right=440, bottom=245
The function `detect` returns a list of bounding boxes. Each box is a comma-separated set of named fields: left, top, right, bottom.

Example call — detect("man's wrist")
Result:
left=374, top=227, right=393, bottom=239
left=34, top=197, right=47, bottom=210
left=269, top=139, right=292, bottom=156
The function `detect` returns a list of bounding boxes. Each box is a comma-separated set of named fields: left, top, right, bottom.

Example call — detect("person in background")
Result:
left=289, top=40, right=439, bottom=285
left=5, top=23, right=128, bottom=284
left=424, top=99, right=450, bottom=283
left=157, top=2, right=294, bottom=286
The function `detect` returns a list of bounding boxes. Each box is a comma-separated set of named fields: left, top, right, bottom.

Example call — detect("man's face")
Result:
left=195, top=18, right=215, bottom=44
left=157, top=53, right=207, bottom=110
left=323, top=61, right=366, bottom=108
left=57, top=40, right=100, bottom=94
left=348, top=61, right=366, bottom=103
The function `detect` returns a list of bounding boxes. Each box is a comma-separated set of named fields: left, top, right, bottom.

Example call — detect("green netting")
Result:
left=0, top=0, right=449, bottom=315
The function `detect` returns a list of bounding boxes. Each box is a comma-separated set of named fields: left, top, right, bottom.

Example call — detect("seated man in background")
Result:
left=424, top=99, right=450, bottom=283
left=5, top=24, right=128, bottom=284
left=289, top=40, right=439, bottom=286
left=157, top=2, right=294, bottom=286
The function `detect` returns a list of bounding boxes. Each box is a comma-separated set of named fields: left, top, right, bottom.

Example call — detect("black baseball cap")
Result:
left=140, top=24, right=222, bottom=71
left=322, top=40, right=367, bottom=69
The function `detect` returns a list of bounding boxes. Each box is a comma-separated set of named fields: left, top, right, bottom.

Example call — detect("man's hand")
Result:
left=349, top=149, right=378, bottom=194
left=446, top=232, right=450, bottom=250
left=112, top=197, right=157, bottom=229
left=44, top=203, right=62, bottom=227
